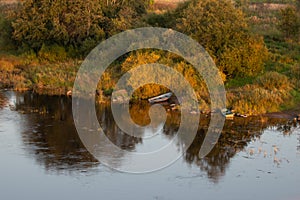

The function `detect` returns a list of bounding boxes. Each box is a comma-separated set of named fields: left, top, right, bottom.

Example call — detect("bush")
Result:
left=0, top=60, right=14, bottom=72
left=119, top=51, right=209, bottom=101
left=277, top=6, right=300, bottom=40
left=0, top=9, right=15, bottom=52
left=256, top=71, right=292, bottom=91
left=10, top=0, right=152, bottom=54
left=228, top=83, right=292, bottom=115
left=288, top=64, right=300, bottom=89
left=11, top=0, right=106, bottom=52
left=174, top=0, right=268, bottom=78
left=219, top=35, right=268, bottom=77
left=38, top=44, right=67, bottom=62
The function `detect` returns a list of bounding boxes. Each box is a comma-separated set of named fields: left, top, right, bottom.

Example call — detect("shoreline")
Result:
left=1, top=88, right=299, bottom=119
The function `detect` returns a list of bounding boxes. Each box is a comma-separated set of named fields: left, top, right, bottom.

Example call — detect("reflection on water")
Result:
left=1, top=91, right=299, bottom=181
left=186, top=117, right=299, bottom=182
left=0, top=92, right=7, bottom=109
left=11, top=92, right=99, bottom=173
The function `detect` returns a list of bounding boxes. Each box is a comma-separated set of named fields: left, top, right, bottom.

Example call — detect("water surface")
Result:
left=0, top=91, right=299, bottom=200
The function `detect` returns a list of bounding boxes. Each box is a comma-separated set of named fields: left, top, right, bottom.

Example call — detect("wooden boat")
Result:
left=148, top=92, right=173, bottom=104
left=235, top=113, right=248, bottom=118
left=221, top=108, right=235, bottom=118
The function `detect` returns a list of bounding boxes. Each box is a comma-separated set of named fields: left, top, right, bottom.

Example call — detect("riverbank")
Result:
left=1, top=52, right=300, bottom=116
left=0, top=0, right=299, bottom=116
left=0, top=54, right=80, bottom=95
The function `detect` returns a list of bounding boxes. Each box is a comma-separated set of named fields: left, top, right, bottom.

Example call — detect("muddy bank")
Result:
left=263, top=107, right=300, bottom=120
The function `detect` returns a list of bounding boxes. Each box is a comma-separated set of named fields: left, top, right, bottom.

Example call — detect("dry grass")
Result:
left=0, top=0, right=18, bottom=5
left=152, top=0, right=184, bottom=12
left=0, top=54, right=79, bottom=94
left=227, top=71, right=295, bottom=115
left=249, top=3, right=290, bottom=11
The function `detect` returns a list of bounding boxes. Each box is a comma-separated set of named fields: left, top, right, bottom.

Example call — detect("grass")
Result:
left=248, top=0, right=294, bottom=3
left=0, top=0, right=299, bottom=115
left=0, top=54, right=80, bottom=95
left=223, top=0, right=300, bottom=114
left=280, top=89, right=300, bottom=110
left=225, top=76, right=255, bottom=88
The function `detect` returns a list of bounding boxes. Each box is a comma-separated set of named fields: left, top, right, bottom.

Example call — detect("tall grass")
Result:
left=228, top=71, right=293, bottom=115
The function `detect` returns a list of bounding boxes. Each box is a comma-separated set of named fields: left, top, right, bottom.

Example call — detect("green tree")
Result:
left=175, top=0, right=247, bottom=56
left=11, top=0, right=106, bottom=52
left=119, top=50, right=209, bottom=103
left=0, top=6, right=15, bottom=51
left=219, top=35, right=268, bottom=77
left=11, top=0, right=152, bottom=54
left=101, top=0, right=152, bottom=36
left=277, top=6, right=300, bottom=40
left=173, top=0, right=268, bottom=78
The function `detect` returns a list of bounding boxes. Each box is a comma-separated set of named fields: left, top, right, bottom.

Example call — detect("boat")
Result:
left=148, top=92, right=173, bottom=104
left=235, top=113, right=248, bottom=118
left=221, top=108, right=235, bottom=118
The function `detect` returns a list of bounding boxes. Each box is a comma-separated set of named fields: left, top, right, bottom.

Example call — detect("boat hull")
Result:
left=148, top=92, right=173, bottom=104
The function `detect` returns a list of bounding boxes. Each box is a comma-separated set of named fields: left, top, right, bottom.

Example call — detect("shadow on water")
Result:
left=11, top=92, right=99, bottom=173
left=184, top=116, right=299, bottom=182
left=4, top=91, right=299, bottom=180
left=0, top=92, right=7, bottom=109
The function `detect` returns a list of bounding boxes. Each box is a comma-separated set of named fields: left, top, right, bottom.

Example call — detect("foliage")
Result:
left=11, top=0, right=106, bottom=51
left=0, top=6, right=15, bottom=52
left=256, top=71, right=292, bottom=91
left=10, top=0, right=152, bottom=55
left=227, top=84, right=291, bottom=115
left=0, top=0, right=299, bottom=115
left=277, top=6, right=300, bottom=40
left=219, top=35, right=268, bottom=77
left=287, top=63, right=300, bottom=89
left=173, top=0, right=268, bottom=78
left=118, top=50, right=209, bottom=109
left=101, top=0, right=152, bottom=36
left=38, top=44, right=67, bottom=62
left=227, top=71, right=294, bottom=115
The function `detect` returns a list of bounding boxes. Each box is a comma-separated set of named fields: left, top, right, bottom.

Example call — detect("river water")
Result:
left=0, top=91, right=299, bottom=200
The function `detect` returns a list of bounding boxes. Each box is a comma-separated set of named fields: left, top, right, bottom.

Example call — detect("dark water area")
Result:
left=0, top=90, right=299, bottom=200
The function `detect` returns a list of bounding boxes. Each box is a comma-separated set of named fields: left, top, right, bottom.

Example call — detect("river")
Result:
left=0, top=91, right=299, bottom=200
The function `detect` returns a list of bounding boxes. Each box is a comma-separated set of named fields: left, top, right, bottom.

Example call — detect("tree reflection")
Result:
left=183, top=116, right=298, bottom=182
left=13, top=92, right=299, bottom=178
left=0, top=91, right=7, bottom=109
left=14, top=92, right=98, bottom=173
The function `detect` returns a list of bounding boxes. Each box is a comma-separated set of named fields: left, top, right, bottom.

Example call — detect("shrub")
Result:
left=228, top=84, right=292, bottom=115
left=288, top=64, right=300, bottom=89
left=219, top=35, right=268, bottom=77
left=277, top=6, right=300, bottom=40
left=0, top=9, right=15, bottom=52
left=256, top=71, right=292, bottom=91
left=38, top=44, right=67, bottom=62
left=174, top=0, right=268, bottom=77
left=0, top=60, right=14, bottom=72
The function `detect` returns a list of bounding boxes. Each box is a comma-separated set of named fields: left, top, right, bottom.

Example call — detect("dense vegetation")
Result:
left=8, top=0, right=152, bottom=56
left=0, top=0, right=299, bottom=115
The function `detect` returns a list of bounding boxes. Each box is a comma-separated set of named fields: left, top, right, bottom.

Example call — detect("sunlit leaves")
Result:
left=174, top=0, right=268, bottom=78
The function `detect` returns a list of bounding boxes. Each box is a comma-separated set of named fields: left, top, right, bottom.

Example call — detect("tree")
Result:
left=0, top=5, right=15, bottom=51
left=219, top=35, right=268, bottom=77
left=277, top=6, right=300, bottom=40
left=119, top=50, right=209, bottom=103
left=11, top=0, right=153, bottom=53
left=175, top=0, right=247, bottom=56
left=101, top=0, right=152, bottom=36
left=11, top=0, right=107, bottom=51
left=173, top=0, right=268, bottom=78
